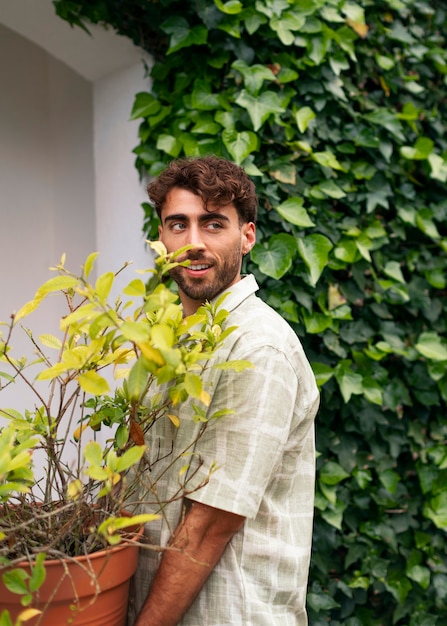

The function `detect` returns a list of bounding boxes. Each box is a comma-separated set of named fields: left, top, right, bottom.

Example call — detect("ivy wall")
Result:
left=55, top=1, right=447, bottom=623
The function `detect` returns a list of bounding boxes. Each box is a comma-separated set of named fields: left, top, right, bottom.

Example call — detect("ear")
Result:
left=241, top=222, right=256, bottom=255
left=158, top=224, right=163, bottom=240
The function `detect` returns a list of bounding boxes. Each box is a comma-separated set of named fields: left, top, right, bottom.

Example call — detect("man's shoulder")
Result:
left=229, top=292, right=300, bottom=348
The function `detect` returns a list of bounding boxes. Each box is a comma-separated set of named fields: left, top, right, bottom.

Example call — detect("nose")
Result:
left=188, top=224, right=206, bottom=250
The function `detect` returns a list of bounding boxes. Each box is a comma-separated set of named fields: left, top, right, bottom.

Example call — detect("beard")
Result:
left=169, top=246, right=243, bottom=304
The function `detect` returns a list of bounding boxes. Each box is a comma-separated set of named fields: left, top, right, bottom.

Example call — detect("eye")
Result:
left=171, top=222, right=186, bottom=231
left=206, top=221, right=223, bottom=231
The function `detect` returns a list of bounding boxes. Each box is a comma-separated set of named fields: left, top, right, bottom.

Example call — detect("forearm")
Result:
left=134, top=502, right=245, bottom=626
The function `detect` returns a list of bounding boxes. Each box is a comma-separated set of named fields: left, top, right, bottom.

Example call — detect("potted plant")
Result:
left=0, top=242, right=242, bottom=626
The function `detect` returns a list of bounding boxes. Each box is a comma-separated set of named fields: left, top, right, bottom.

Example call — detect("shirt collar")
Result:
left=211, top=274, right=259, bottom=313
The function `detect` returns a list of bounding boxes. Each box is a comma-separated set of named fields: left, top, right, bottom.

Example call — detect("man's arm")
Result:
left=134, top=500, right=245, bottom=626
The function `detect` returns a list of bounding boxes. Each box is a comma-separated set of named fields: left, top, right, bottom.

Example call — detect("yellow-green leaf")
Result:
left=13, top=298, right=43, bottom=324
left=123, top=279, right=146, bottom=296
left=79, top=371, right=110, bottom=395
left=151, top=324, right=175, bottom=350
left=35, top=275, right=78, bottom=298
left=95, top=272, right=114, bottom=302
left=38, top=334, right=63, bottom=350
left=83, top=251, right=99, bottom=277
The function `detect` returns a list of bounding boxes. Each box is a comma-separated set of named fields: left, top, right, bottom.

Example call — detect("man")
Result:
left=130, top=155, right=319, bottom=626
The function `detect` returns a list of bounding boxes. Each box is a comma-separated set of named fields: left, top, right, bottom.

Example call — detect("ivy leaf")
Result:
left=275, top=197, right=315, bottom=227
left=318, top=179, right=346, bottom=199
left=235, top=90, right=285, bottom=131
left=156, top=134, right=182, bottom=158
left=406, top=565, right=431, bottom=590
left=297, top=234, right=333, bottom=286
left=214, top=0, right=243, bottom=14
left=270, top=13, right=306, bottom=45
left=222, top=129, right=258, bottom=164
left=251, top=234, right=297, bottom=279
left=335, top=360, right=363, bottom=403
left=307, top=592, right=341, bottom=612
left=232, top=60, right=276, bottom=95
left=311, top=150, right=344, bottom=171
left=428, top=153, right=447, bottom=182
left=364, top=109, right=405, bottom=141
left=415, top=332, right=447, bottom=361
left=295, top=106, right=316, bottom=133
left=129, top=93, right=161, bottom=120
left=400, top=137, right=434, bottom=160
left=320, top=461, right=349, bottom=485
left=161, top=17, right=208, bottom=54
left=191, top=80, right=221, bottom=111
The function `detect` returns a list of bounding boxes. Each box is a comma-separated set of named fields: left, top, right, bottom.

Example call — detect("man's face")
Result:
left=158, top=188, right=256, bottom=315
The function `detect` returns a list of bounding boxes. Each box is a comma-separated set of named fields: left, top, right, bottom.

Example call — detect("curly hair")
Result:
left=147, top=156, right=258, bottom=224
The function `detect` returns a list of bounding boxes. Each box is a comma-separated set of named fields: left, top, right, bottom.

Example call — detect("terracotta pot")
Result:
left=0, top=527, right=143, bottom=625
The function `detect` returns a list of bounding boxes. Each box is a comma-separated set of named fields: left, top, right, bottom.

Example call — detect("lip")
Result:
left=184, top=263, right=212, bottom=278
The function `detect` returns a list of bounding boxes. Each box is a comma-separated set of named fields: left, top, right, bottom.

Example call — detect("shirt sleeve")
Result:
left=183, top=342, right=316, bottom=519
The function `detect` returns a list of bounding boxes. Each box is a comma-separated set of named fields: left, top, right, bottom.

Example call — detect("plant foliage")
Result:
left=54, top=1, right=447, bottom=623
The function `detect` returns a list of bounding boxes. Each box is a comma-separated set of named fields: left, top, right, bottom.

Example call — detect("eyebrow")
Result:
left=163, top=212, right=231, bottom=225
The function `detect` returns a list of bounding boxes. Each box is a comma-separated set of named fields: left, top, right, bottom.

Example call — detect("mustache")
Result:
left=180, top=250, right=213, bottom=263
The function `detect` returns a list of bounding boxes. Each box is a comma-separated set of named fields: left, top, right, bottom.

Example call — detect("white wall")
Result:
left=0, top=22, right=96, bottom=318
left=0, top=2, right=154, bottom=428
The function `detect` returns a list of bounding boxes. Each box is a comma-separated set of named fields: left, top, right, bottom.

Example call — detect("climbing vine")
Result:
left=55, top=1, right=447, bottom=623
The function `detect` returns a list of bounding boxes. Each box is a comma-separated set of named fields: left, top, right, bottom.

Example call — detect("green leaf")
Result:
left=191, top=80, right=221, bottom=111
left=156, top=134, right=182, bottom=158
left=295, top=106, right=316, bottom=133
left=424, top=490, right=447, bottom=529
left=297, top=234, right=333, bottom=286
left=235, top=90, right=284, bottom=131
left=29, top=553, right=46, bottom=593
left=311, top=362, right=334, bottom=388
left=129, top=92, right=161, bottom=120
left=385, top=571, right=412, bottom=604
left=311, top=150, right=344, bottom=171
left=320, top=461, right=349, bottom=485
left=231, top=60, right=276, bottom=95
left=383, top=261, right=406, bottom=284
left=318, top=179, right=346, bottom=199
left=214, top=0, right=243, bottom=14
left=128, top=358, right=150, bottom=400
left=275, top=197, right=315, bottom=227
left=379, top=469, right=400, bottom=494
left=400, top=137, right=434, bottom=160
left=251, top=234, right=297, bottom=279
left=2, top=568, right=29, bottom=594
left=406, top=565, right=431, bottom=590
left=335, top=360, right=363, bottom=403
left=428, top=154, right=447, bottom=182
left=307, top=591, right=341, bottom=612
left=222, top=129, right=258, bottom=164
left=415, top=332, right=447, bottom=361
left=161, top=17, right=208, bottom=54
left=364, top=109, right=405, bottom=141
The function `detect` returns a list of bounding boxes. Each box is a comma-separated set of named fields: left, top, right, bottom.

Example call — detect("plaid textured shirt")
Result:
left=129, top=275, right=319, bottom=626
